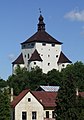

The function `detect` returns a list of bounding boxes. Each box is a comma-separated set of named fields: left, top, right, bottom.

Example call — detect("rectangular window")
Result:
left=42, top=43, right=46, bottom=46
left=31, top=43, right=35, bottom=46
left=22, top=112, right=27, bottom=120
left=32, top=111, right=36, bottom=120
left=46, top=111, right=49, bottom=118
left=52, top=43, right=55, bottom=47
left=52, top=111, right=55, bottom=118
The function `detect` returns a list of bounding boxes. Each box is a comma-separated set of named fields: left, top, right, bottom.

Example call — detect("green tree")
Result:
left=47, top=69, right=62, bottom=86
left=0, top=79, right=7, bottom=88
left=0, top=89, right=10, bottom=120
left=55, top=75, right=84, bottom=120
left=7, top=66, right=46, bottom=95
left=61, top=61, right=84, bottom=91
left=7, top=65, right=30, bottom=95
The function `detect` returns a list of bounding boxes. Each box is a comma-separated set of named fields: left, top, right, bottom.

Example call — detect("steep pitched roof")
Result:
left=21, top=31, right=62, bottom=45
left=11, top=89, right=57, bottom=108
left=29, top=49, right=43, bottom=61
left=21, top=15, right=62, bottom=45
left=58, top=51, right=72, bottom=64
left=12, top=53, right=24, bottom=64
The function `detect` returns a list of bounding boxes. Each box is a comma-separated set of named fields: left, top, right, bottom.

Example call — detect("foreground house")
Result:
left=11, top=89, right=57, bottom=120
left=12, top=14, right=71, bottom=73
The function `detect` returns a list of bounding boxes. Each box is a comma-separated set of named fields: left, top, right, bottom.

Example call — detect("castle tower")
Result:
left=12, top=14, right=71, bottom=73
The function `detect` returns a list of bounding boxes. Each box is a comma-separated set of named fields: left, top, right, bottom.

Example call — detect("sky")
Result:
left=0, top=0, right=84, bottom=80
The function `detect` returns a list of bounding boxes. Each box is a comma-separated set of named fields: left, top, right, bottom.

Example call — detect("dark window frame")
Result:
left=48, top=63, right=50, bottom=66
left=52, top=43, right=55, bottom=47
left=32, top=111, right=37, bottom=120
left=22, top=111, right=27, bottom=120
left=42, top=43, right=46, bottom=46
left=46, top=111, right=49, bottom=118
left=28, top=98, right=31, bottom=102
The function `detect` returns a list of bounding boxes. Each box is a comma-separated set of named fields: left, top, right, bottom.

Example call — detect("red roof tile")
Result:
left=12, top=53, right=24, bottom=65
left=79, top=92, right=84, bottom=97
left=58, top=51, right=72, bottom=64
left=29, top=49, right=43, bottom=61
left=32, top=91, right=57, bottom=108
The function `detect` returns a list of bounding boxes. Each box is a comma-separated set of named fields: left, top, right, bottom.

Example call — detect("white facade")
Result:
left=21, top=42, right=61, bottom=73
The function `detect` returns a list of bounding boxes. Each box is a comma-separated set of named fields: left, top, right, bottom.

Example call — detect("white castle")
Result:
left=12, top=14, right=71, bottom=73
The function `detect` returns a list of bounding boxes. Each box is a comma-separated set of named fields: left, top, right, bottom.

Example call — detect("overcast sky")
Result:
left=0, top=0, right=84, bottom=80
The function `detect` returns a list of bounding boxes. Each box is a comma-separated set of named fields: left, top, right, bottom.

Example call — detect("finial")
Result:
left=39, top=8, right=42, bottom=14
left=38, top=9, right=45, bottom=31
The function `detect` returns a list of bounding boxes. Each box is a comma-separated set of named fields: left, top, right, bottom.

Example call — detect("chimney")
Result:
left=40, top=99, right=42, bottom=102
left=11, top=88, right=14, bottom=102
left=76, top=88, right=79, bottom=96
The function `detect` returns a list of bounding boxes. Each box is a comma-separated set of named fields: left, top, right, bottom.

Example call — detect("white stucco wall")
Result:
left=28, top=61, right=43, bottom=71
left=58, top=63, right=70, bottom=72
left=14, top=92, right=44, bottom=120
left=36, top=42, right=61, bottom=73
left=13, top=64, right=25, bottom=74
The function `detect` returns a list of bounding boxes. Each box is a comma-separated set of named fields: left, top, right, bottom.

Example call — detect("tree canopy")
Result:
left=0, top=89, right=10, bottom=120
left=55, top=74, right=84, bottom=120
left=7, top=61, right=84, bottom=95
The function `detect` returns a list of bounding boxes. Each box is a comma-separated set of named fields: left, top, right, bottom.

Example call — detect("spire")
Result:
left=38, top=9, right=45, bottom=31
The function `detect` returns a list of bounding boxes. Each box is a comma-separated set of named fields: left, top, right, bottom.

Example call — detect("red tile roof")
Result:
left=21, top=31, right=62, bottom=45
left=29, top=49, right=43, bottom=61
left=11, top=89, right=57, bottom=108
left=58, top=51, right=72, bottom=64
left=11, top=89, right=84, bottom=109
left=79, top=92, right=84, bottom=97
left=32, top=91, right=57, bottom=108
left=12, top=53, right=24, bottom=65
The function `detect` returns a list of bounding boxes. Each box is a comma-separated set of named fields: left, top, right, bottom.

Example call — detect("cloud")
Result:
left=64, top=9, right=84, bottom=22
